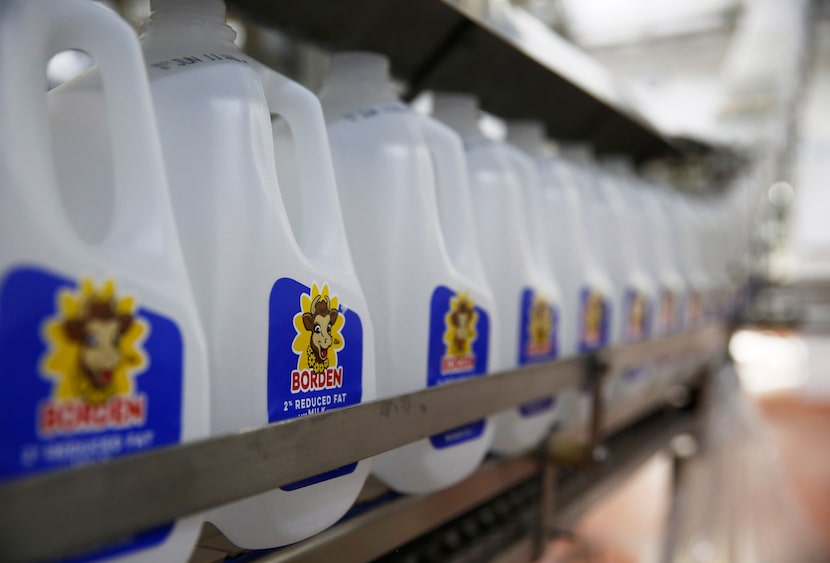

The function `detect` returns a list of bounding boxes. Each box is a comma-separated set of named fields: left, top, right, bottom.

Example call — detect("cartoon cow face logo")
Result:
left=583, top=290, right=604, bottom=345
left=63, top=302, right=133, bottom=390
left=42, top=279, right=147, bottom=405
left=530, top=297, right=553, bottom=349
left=302, top=295, right=339, bottom=371
left=444, top=293, right=477, bottom=358
left=627, top=292, right=647, bottom=340
left=292, top=283, right=345, bottom=375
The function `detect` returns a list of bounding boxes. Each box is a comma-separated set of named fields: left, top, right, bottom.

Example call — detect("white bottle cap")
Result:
left=328, top=52, right=390, bottom=81
left=141, top=0, right=233, bottom=41
left=559, top=143, right=594, bottom=166
left=505, top=120, right=549, bottom=159
left=150, top=0, right=226, bottom=20
left=431, top=93, right=481, bottom=139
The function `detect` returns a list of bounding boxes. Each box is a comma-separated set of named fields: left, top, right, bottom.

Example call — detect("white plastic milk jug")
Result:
left=555, top=147, right=615, bottom=356
left=595, top=161, right=659, bottom=403
left=632, top=180, right=686, bottom=337
left=431, top=99, right=562, bottom=456
left=674, top=193, right=714, bottom=330
left=546, top=148, right=615, bottom=422
left=138, top=0, right=375, bottom=548
left=318, top=53, right=496, bottom=493
left=3, top=1, right=210, bottom=561
left=625, top=179, right=687, bottom=393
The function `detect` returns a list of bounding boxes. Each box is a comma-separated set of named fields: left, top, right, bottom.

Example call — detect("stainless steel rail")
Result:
left=0, top=325, right=727, bottom=562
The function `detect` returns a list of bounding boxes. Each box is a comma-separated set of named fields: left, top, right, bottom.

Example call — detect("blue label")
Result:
left=517, top=288, right=559, bottom=364
left=427, top=286, right=489, bottom=449
left=519, top=396, right=556, bottom=417
left=577, top=286, right=610, bottom=354
left=517, top=288, right=559, bottom=418
left=0, top=266, right=183, bottom=559
left=622, top=288, right=651, bottom=343
left=268, top=278, right=363, bottom=489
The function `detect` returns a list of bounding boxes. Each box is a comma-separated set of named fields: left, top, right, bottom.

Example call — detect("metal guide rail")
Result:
left=252, top=378, right=707, bottom=563
left=225, top=0, right=693, bottom=161
left=0, top=324, right=727, bottom=562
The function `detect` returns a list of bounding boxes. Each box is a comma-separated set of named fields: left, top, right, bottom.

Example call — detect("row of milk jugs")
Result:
left=0, top=1, right=747, bottom=561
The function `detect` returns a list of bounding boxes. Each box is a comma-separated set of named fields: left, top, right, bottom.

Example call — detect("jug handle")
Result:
left=258, top=67, right=358, bottom=285
left=0, top=0, right=176, bottom=254
left=502, top=147, right=549, bottom=263
left=420, top=117, right=488, bottom=285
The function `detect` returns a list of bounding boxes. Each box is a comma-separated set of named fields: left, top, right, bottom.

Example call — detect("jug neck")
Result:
left=140, top=0, right=236, bottom=47
left=431, top=93, right=481, bottom=139
left=560, top=143, right=594, bottom=167
left=506, top=120, right=549, bottom=158
left=319, top=52, right=400, bottom=123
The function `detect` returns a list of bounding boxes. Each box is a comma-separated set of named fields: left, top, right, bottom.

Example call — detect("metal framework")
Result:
left=0, top=325, right=726, bottom=562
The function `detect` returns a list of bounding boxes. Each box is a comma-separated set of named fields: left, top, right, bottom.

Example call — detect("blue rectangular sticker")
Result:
left=622, top=288, right=651, bottom=343
left=427, top=286, right=489, bottom=449
left=0, top=266, right=183, bottom=560
left=268, top=278, right=363, bottom=489
left=577, top=286, right=610, bottom=354
left=517, top=288, right=559, bottom=417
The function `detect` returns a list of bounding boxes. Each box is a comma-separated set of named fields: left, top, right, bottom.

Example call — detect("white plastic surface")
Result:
left=531, top=146, right=614, bottom=426
left=135, top=0, right=375, bottom=549
left=3, top=1, right=209, bottom=561
left=318, top=53, right=496, bottom=494
left=430, top=97, right=562, bottom=456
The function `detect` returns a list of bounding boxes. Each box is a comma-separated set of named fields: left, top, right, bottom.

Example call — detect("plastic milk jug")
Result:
left=558, top=149, right=617, bottom=413
left=653, top=186, right=693, bottom=333
left=674, top=194, right=713, bottom=329
left=596, top=161, right=660, bottom=401
left=628, top=180, right=687, bottom=392
left=657, top=188, right=710, bottom=382
left=523, top=145, right=611, bottom=425
left=429, top=106, right=562, bottom=457
left=2, top=1, right=209, bottom=561
left=556, top=147, right=615, bottom=357
left=506, top=122, right=578, bottom=358
left=137, top=0, right=375, bottom=548
left=633, top=180, right=686, bottom=337
left=318, top=53, right=496, bottom=493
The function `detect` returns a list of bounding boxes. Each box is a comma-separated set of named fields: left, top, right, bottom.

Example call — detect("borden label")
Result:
left=517, top=288, right=559, bottom=418
left=0, top=267, right=183, bottom=559
left=622, top=288, right=651, bottom=343
left=578, top=286, right=610, bottom=354
left=427, top=287, right=489, bottom=449
left=268, top=279, right=363, bottom=490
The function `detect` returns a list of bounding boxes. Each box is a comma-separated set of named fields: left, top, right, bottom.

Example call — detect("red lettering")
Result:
left=40, top=403, right=56, bottom=434
left=37, top=395, right=148, bottom=436
left=289, top=366, right=344, bottom=394
left=126, top=396, right=144, bottom=422
left=441, top=354, right=476, bottom=375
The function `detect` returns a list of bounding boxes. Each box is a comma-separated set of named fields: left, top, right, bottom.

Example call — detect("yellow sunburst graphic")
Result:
left=292, top=283, right=345, bottom=373
left=584, top=290, right=604, bottom=343
left=529, top=295, right=553, bottom=349
left=443, top=292, right=478, bottom=357
left=627, top=292, right=646, bottom=339
left=41, top=278, right=148, bottom=405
